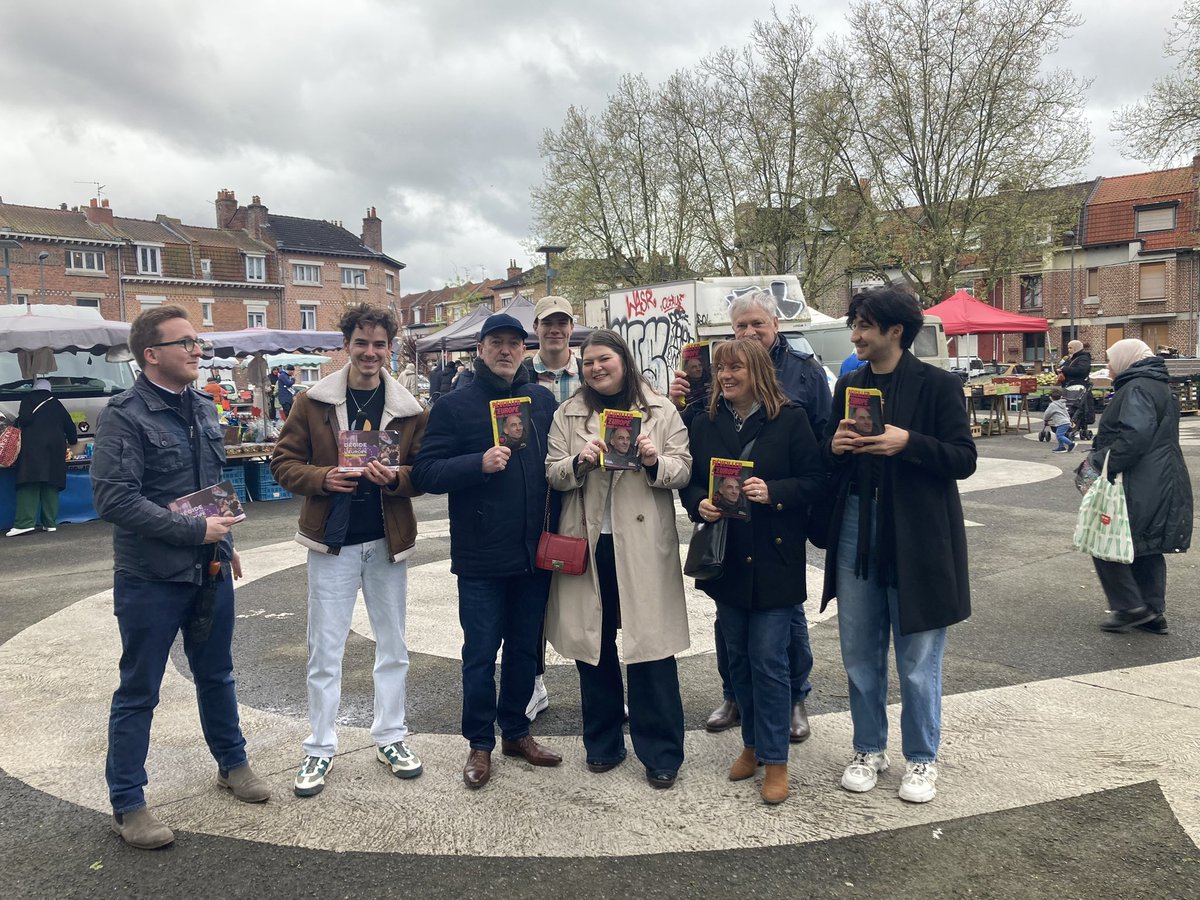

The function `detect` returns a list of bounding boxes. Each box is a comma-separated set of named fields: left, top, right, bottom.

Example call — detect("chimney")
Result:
left=82, top=196, right=114, bottom=227
left=361, top=206, right=382, bottom=251
left=215, top=188, right=238, bottom=228
left=245, top=194, right=269, bottom=240
left=507, top=259, right=522, bottom=280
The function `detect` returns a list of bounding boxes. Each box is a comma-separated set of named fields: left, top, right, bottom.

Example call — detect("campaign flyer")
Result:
left=169, top=480, right=246, bottom=523
left=490, top=397, right=532, bottom=450
left=708, top=457, right=752, bottom=521
left=338, top=430, right=404, bottom=471
left=599, top=408, right=643, bottom=471
left=845, top=387, right=885, bottom=436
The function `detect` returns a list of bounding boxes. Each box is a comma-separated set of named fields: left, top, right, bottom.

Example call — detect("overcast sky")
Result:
left=0, top=0, right=1186, bottom=292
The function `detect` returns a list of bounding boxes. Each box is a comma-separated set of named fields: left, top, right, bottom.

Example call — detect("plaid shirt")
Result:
left=530, top=352, right=582, bottom=403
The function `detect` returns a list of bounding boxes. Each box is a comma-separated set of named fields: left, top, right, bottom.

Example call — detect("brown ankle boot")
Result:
left=728, top=747, right=759, bottom=781
left=761, top=764, right=789, bottom=804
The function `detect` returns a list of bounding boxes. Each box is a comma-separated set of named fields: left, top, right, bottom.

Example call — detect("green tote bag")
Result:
left=1072, top=451, right=1135, bottom=564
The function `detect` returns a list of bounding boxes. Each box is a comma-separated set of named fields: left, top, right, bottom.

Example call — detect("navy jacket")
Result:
left=412, top=359, right=556, bottom=577
left=91, top=374, right=232, bottom=584
left=771, top=336, right=832, bottom=437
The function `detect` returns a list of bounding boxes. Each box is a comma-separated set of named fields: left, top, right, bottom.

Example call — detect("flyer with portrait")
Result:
left=599, top=408, right=643, bottom=471
left=709, top=457, right=752, bottom=521
left=679, top=341, right=712, bottom=408
left=338, top=430, right=404, bottom=471
left=490, top=397, right=532, bottom=450
left=169, top=480, right=246, bottom=523
left=845, top=387, right=885, bottom=436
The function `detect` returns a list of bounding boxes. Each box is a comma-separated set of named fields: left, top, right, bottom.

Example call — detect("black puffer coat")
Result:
left=15, top=390, right=77, bottom=489
left=1059, top=350, right=1092, bottom=388
left=1089, top=357, right=1192, bottom=556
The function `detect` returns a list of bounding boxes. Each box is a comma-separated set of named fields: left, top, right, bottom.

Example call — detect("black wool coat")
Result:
left=818, top=352, right=977, bottom=635
left=1089, top=357, right=1192, bottom=556
left=681, top=402, right=825, bottom=610
left=15, top=391, right=77, bottom=489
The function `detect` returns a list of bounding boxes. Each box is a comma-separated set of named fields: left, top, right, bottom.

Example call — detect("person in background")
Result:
left=400, top=362, right=421, bottom=396
left=1042, top=388, right=1074, bottom=453
left=277, top=365, right=297, bottom=420
left=683, top=338, right=824, bottom=804
left=203, top=373, right=225, bottom=406
left=452, top=359, right=475, bottom=391
left=1087, top=339, right=1192, bottom=634
left=90, top=306, right=269, bottom=850
left=840, top=350, right=868, bottom=377
left=669, top=289, right=831, bottom=744
left=1058, top=339, right=1094, bottom=441
left=5, top=378, right=77, bottom=537
left=268, top=367, right=280, bottom=421
left=545, top=329, right=691, bottom=790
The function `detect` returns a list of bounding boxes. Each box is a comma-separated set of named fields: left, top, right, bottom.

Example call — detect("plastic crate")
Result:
left=245, top=461, right=291, bottom=501
left=221, top=464, right=249, bottom=502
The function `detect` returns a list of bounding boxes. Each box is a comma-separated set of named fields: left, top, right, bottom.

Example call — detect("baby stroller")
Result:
left=1064, top=383, right=1094, bottom=442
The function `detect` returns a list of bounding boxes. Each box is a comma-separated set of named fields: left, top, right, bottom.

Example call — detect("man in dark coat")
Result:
left=5, top=378, right=77, bottom=537
left=412, top=313, right=563, bottom=789
left=819, top=285, right=976, bottom=805
left=1087, top=339, right=1192, bottom=634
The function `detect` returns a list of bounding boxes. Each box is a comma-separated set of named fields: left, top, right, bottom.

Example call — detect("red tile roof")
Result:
left=1086, top=166, right=1196, bottom=249
left=1090, top=167, right=1192, bottom=204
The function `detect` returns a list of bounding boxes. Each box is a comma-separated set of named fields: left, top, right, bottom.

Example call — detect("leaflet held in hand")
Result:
left=169, top=480, right=246, bottom=523
left=845, top=387, right=885, bottom=436
left=709, top=457, right=752, bottom=521
left=490, top=397, right=532, bottom=450
left=599, top=409, right=643, bottom=470
left=338, top=431, right=404, bottom=471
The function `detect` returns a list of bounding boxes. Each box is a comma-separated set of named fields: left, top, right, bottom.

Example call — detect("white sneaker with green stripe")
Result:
left=377, top=741, right=423, bottom=779
left=294, top=755, right=332, bottom=797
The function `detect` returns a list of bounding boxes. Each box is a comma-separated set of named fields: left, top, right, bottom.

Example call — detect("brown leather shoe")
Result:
left=706, top=699, right=740, bottom=732
left=728, top=747, right=760, bottom=782
left=761, top=763, right=789, bottom=804
left=789, top=701, right=811, bottom=743
left=500, top=735, right=563, bottom=767
left=463, top=749, right=491, bottom=789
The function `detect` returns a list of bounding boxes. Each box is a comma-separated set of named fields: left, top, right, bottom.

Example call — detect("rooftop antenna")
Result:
left=74, top=181, right=106, bottom=202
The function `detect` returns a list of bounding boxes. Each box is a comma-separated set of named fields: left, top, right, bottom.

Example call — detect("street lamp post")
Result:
left=1063, top=230, right=1077, bottom=342
left=37, top=250, right=49, bottom=306
left=536, top=244, right=567, bottom=296
left=0, top=238, right=22, bottom=305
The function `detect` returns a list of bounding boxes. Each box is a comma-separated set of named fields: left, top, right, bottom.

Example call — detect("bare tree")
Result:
left=1113, top=0, right=1200, bottom=164
left=816, top=0, right=1091, bottom=303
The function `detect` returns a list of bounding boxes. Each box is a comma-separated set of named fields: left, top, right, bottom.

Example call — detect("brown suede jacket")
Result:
left=270, top=365, right=427, bottom=562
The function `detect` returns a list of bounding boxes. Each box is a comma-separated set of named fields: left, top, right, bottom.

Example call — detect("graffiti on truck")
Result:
left=608, top=287, right=694, bottom=393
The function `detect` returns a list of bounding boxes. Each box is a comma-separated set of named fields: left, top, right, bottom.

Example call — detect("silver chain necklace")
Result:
left=348, top=382, right=381, bottom=424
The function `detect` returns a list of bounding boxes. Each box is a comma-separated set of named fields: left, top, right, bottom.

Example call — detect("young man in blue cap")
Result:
left=413, top=313, right=563, bottom=789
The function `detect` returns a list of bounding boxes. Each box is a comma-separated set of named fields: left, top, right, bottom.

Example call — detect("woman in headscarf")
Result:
left=6, top=379, right=77, bottom=537
left=1058, top=339, right=1094, bottom=440
left=1087, top=339, right=1192, bottom=633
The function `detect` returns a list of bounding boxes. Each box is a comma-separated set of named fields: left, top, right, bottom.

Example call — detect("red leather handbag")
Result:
left=0, top=422, right=20, bottom=469
left=534, top=489, right=588, bottom=575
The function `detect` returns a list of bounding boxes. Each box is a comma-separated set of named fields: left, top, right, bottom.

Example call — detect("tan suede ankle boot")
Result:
left=728, top=747, right=759, bottom=781
left=761, top=764, right=789, bottom=804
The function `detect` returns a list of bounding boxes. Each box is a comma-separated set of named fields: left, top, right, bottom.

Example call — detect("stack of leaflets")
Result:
left=600, top=409, right=643, bottom=470
left=709, top=457, right=752, bottom=521
left=678, top=341, right=712, bottom=408
left=490, top=397, right=532, bottom=450
left=338, top=431, right=404, bottom=471
left=169, top=480, right=246, bottom=523
left=845, top=387, right=885, bottom=436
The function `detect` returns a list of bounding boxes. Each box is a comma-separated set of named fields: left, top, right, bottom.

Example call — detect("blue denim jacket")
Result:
left=91, top=374, right=232, bottom=584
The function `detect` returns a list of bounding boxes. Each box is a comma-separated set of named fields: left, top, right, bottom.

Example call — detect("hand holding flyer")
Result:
left=845, top=388, right=885, bottom=437
left=709, top=457, right=752, bottom=521
left=170, top=480, right=246, bottom=524
left=677, top=341, right=712, bottom=408
left=338, top=431, right=404, bottom=472
left=490, top=397, right=532, bottom=451
left=599, top=409, right=643, bottom=470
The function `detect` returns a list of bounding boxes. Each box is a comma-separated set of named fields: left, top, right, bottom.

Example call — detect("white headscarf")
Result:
left=1106, top=339, right=1154, bottom=378
left=32, top=378, right=51, bottom=392
left=1066, top=339, right=1083, bottom=356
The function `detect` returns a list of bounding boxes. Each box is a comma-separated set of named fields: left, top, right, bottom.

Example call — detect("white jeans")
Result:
left=304, top=539, right=409, bottom=757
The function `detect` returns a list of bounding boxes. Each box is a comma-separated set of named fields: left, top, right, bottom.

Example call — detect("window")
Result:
left=299, top=306, right=317, bottom=330
left=74, top=297, right=101, bottom=309
left=1143, top=322, right=1170, bottom=352
left=434, top=303, right=445, bottom=321
left=1106, top=325, right=1124, bottom=349
left=66, top=249, right=105, bottom=273
left=1136, top=205, right=1176, bottom=234
left=293, top=264, right=321, bottom=285
left=1139, top=261, right=1167, bottom=300
left=1022, top=332, right=1046, bottom=362
left=386, top=272, right=395, bottom=294
left=138, top=296, right=163, bottom=312
left=13, top=293, right=28, bottom=305
left=200, top=258, right=213, bottom=280
left=247, top=310, right=265, bottom=328
left=1086, top=267, right=1099, bottom=298
left=245, top=255, right=266, bottom=282
left=200, top=300, right=213, bottom=326
left=412, top=307, right=422, bottom=325
left=341, top=267, right=368, bottom=288
left=137, top=246, right=161, bottom=275
left=1019, top=274, right=1042, bottom=310
left=299, top=366, right=321, bottom=384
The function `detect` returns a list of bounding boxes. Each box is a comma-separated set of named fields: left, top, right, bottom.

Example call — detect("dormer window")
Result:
left=1135, top=204, right=1177, bottom=234
left=245, top=254, right=266, bottom=282
left=136, top=245, right=161, bottom=276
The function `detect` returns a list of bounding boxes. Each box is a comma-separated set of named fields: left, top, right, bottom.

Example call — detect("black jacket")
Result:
left=771, top=337, right=832, bottom=437
left=682, top=402, right=824, bottom=610
left=91, top=375, right=232, bottom=584
left=1089, top=357, right=1192, bottom=556
left=819, top=352, right=977, bottom=634
left=412, top=358, right=557, bottom=577
left=1060, top=350, right=1092, bottom=388
left=15, top=391, right=77, bottom=489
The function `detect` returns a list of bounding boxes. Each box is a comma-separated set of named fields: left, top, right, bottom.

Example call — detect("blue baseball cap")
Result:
left=478, top=313, right=527, bottom=341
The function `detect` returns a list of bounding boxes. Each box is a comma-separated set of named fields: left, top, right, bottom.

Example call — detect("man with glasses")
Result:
left=91, top=306, right=269, bottom=850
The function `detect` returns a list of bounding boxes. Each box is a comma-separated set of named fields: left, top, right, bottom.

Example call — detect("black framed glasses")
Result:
left=150, top=337, right=214, bottom=355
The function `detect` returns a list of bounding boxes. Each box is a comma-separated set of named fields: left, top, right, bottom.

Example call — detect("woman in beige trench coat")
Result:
left=545, top=330, right=692, bottom=789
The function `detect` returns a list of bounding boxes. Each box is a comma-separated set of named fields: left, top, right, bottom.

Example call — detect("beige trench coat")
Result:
left=545, top=392, right=692, bottom=666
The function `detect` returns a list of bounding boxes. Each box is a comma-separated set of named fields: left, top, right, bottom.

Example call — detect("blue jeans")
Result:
left=1054, top=423, right=1074, bottom=451
left=717, top=603, right=794, bottom=764
left=715, top=604, right=812, bottom=703
left=835, top=495, right=947, bottom=763
left=107, top=571, right=246, bottom=814
left=457, top=571, right=550, bottom=751
left=576, top=535, right=685, bottom=774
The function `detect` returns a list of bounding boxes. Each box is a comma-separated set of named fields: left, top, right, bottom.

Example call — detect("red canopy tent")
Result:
left=926, top=290, right=1048, bottom=363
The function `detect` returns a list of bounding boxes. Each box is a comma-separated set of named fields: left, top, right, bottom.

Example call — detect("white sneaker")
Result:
left=840, top=750, right=890, bottom=793
left=898, top=761, right=938, bottom=803
left=294, top=755, right=332, bottom=797
left=377, top=741, right=423, bottom=779
left=5, top=527, right=33, bottom=537
left=525, top=675, right=549, bottom=721
left=42, top=526, right=56, bottom=533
